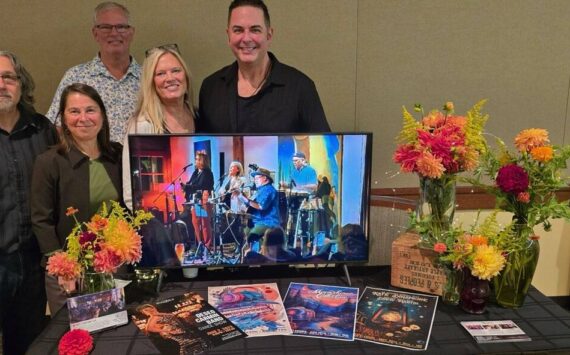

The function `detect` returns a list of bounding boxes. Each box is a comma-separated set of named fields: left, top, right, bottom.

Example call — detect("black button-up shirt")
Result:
left=198, top=52, right=331, bottom=133
left=0, top=106, right=57, bottom=254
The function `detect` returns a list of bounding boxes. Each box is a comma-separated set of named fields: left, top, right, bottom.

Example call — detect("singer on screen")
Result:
left=181, top=152, right=214, bottom=252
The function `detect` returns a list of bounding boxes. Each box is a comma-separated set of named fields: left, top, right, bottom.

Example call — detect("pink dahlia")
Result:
left=517, top=191, right=531, bottom=203
left=93, top=247, right=122, bottom=273
left=434, top=242, right=447, bottom=254
left=393, top=144, right=420, bottom=173
left=496, top=164, right=529, bottom=194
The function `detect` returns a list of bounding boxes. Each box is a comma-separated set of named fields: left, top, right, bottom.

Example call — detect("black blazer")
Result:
left=31, top=143, right=123, bottom=259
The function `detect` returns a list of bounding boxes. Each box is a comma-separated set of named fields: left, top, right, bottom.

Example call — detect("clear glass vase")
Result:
left=79, top=272, right=115, bottom=295
left=460, top=268, right=490, bottom=314
left=493, top=227, right=540, bottom=308
left=417, top=175, right=456, bottom=246
left=441, top=265, right=463, bottom=305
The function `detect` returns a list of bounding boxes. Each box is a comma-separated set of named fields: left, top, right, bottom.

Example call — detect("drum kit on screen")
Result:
left=284, top=189, right=329, bottom=256
left=167, top=186, right=329, bottom=266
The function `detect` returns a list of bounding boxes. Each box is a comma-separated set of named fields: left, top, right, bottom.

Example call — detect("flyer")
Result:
left=131, top=292, right=246, bottom=354
left=208, top=283, right=292, bottom=337
left=355, top=287, right=438, bottom=351
left=461, top=320, right=531, bottom=343
left=282, top=282, right=359, bottom=341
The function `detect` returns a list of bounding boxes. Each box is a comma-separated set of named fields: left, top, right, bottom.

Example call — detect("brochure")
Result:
left=461, top=320, right=531, bottom=343
left=282, top=282, right=359, bottom=341
left=208, top=283, right=292, bottom=337
left=355, top=287, right=438, bottom=351
left=67, top=287, right=128, bottom=333
left=131, top=292, right=246, bottom=354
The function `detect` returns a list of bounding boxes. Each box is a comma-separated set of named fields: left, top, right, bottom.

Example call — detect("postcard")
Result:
left=67, top=287, right=128, bottom=333
left=461, top=320, right=531, bottom=343
left=208, top=283, right=292, bottom=337
left=355, top=287, right=438, bottom=350
left=282, top=282, right=359, bottom=341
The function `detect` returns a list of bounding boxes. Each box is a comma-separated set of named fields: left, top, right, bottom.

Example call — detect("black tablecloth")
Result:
left=27, top=266, right=570, bottom=354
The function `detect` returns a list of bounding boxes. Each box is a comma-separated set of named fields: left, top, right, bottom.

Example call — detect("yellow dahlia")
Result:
left=470, top=245, right=506, bottom=280
left=530, top=146, right=554, bottom=162
left=514, top=128, right=549, bottom=152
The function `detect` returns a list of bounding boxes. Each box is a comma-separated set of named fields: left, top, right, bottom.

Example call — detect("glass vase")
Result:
left=417, top=175, right=456, bottom=245
left=441, top=265, right=463, bottom=305
left=460, top=268, right=490, bottom=314
left=493, top=229, right=540, bottom=308
left=79, top=272, right=115, bottom=295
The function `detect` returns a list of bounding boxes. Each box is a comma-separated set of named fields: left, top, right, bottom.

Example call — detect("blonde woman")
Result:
left=217, top=161, right=247, bottom=213
left=122, top=45, right=196, bottom=210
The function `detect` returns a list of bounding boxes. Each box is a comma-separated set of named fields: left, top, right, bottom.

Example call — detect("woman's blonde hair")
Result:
left=129, top=47, right=195, bottom=134
left=229, top=161, right=244, bottom=177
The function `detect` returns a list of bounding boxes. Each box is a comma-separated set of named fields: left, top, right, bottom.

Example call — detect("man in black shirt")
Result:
left=0, top=51, right=58, bottom=355
left=198, top=0, right=330, bottom=133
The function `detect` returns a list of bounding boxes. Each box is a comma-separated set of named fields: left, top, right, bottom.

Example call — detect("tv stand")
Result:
left=342, top=263, right=352, bottom=286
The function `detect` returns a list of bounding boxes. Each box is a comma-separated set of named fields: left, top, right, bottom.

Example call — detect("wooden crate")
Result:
left=391, top=233, right=447, bottom=295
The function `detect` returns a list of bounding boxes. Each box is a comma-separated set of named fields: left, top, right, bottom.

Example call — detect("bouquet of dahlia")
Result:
left=394, top=100, right=489, bottom=248
left=465, top=128, right=570, bottom=307
left=435, top=212, right=507, bottom=281
left=46, top=201, right=153, bottom=281
left=393, top=100, right=489, bottom=179
left=467, top=128, right=570, bottom=235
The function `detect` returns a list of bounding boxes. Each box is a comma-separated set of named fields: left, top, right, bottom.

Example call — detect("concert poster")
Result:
left=207, top=283, right=292, bottom=337
left=282, top=282, right=359, bottom=341
left=355, top=287, right=438, bottom=351
left=130, top=292, right=246, bottom=354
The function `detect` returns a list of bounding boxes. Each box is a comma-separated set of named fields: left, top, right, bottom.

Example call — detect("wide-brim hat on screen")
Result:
left=251, top=167, right=273, bottom=182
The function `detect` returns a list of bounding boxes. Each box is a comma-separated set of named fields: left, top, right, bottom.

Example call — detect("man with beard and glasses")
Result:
left=0, top=51, right=57, bottom=355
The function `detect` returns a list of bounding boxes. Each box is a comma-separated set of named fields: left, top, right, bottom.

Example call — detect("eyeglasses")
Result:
left=94, top=24, right=132, bottom=33
left=145, top=43, right=180, bottom=58
left=0, top=73, right=20, bottom=85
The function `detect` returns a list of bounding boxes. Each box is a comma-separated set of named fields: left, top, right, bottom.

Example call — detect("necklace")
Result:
left=247, top=60, right=272, bottom=97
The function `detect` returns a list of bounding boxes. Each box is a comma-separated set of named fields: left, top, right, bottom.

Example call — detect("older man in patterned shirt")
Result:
left=46, top=1, right=140, bottom=142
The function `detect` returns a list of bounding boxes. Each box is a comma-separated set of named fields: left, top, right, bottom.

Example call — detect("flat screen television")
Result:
left=128, top=133, right=372, bottom=268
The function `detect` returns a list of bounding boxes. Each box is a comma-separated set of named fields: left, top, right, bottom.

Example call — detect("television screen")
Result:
left=128, top=133, right=372, bottom=268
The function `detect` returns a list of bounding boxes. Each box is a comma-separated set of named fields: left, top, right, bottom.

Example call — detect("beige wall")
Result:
left=3, top=0, right=570, bottom=295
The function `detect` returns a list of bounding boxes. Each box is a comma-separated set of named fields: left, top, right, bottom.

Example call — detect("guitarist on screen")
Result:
left=236, top=167, right=281, bottom=255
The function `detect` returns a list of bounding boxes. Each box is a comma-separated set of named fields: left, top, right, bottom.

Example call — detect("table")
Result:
left=27, top=266, right=570, bottom=354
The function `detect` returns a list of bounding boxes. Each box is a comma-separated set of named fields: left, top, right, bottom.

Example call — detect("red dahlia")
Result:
left=496, top=164, right=529, bottom=194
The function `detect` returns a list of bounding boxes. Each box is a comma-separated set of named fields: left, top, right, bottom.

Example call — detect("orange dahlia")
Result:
left=530, top=146, right=554, bottom=162
left=416, top=152, right=445, bottom=179
left=102, top=220, right=142, bottom=263
left=467, top=234, right=488, bottom=246
left=514, top=128, right=549, bottom=152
